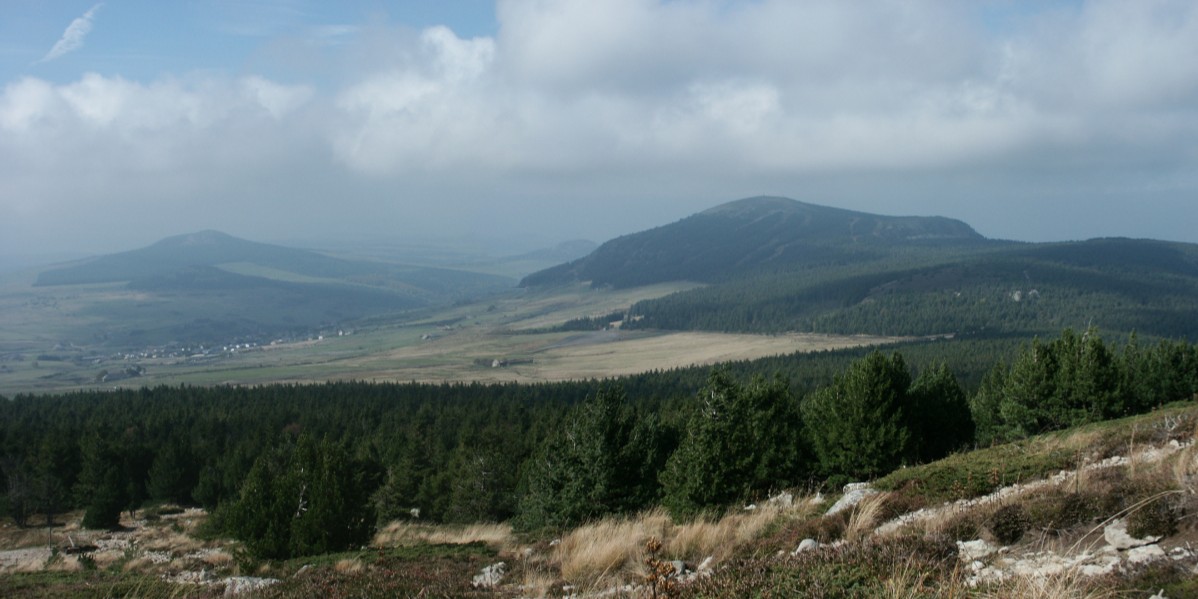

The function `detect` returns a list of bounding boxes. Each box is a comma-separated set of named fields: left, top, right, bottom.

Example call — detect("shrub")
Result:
left=1128, top=500, right=1178, bottom=539
left=988, top=504, right=1029, bottom=545
left=1024, top=491, right=1100, bottom=534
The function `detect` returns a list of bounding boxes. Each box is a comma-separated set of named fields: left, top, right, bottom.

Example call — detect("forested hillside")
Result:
left=525, top=197, right=1198, bottom=340
left=521, top=196, right=989, bottom=289
left=2, top=329, right=1195, bottom=560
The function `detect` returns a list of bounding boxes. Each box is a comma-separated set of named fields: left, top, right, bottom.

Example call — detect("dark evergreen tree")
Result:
left=76, top=435, right=128, bottom=530
left=970, top=359, right=1008, bottom=447
left=801, top=351, right=912, bottom=483
left=997, top=337, right=1057, bottom=439
left=660, top=372, right=801, bottom=519
left=909, top=363, right=974, bottom=462
left=516, top=385, right=666, bottom=530
left=147, top=440, right=197, bottom=505
left=225, top=434, right=377, bottom=559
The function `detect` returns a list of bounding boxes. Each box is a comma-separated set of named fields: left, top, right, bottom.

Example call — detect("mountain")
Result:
left=523, top=197, right=1198, bottom=340
left=521, top=196, right=987, bottom=289
left=29, top=231, right=514, bottom=347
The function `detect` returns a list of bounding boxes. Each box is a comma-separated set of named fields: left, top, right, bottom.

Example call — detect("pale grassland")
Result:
left=0, top=278, right=905, bottom=393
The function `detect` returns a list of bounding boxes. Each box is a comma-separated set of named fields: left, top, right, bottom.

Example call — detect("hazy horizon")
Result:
left=3, top=1, right=1198, bottom=259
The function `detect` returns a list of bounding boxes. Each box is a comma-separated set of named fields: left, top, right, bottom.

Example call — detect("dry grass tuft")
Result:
left=202, top=550, right=233, bottom=568
left=845, top=492, right=892, bottom=541
left=373, top=521, right=514, bottom=550
left=138, top=529, right=201, bottom=555
left=553, top=509, right=671, bottom=588
left=121, top=555, right=158, bottom=572
left=670, top=496, right=820, bottom=561
left=981, top=568, right=1116, bottom=599
left=43, top=555, right=82, bottom=573
left=881, top=557, right=935, bottom=599
left=334, top=558, right=364, bottom=573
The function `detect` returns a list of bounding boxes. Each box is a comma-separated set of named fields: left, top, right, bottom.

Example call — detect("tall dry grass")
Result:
left=980, top=568, right=1116, bottom=599
left=372, top=521, right=514, bottom=550
left=844, top=492, right=892, bottom=541
left=550, top=494, right=822, bottom=590
left=553, top=509, right=671, bottom=589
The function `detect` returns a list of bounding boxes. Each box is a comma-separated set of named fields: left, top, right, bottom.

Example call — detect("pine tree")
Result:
left=802, top=351, right=912, bottom=483
left=909, top=363, right=974, bottom=462
left=659, top=371, right=801, bottom=519
left=225, top=434, right=377, bottom=559
left=516, top=385, right=665, bottom=529
left=76, top=435, right=128, bottom=530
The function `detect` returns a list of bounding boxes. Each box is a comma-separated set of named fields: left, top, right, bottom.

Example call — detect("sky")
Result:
left=2, top=0, right=1197, bottom=261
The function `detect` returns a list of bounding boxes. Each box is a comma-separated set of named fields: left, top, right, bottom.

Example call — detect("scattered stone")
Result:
left=697, top=556, right=714, bottom=572
left=766, top=491, right=794, bottom=508
left=670, top=560, right=689, bottom=576
left=792, top=539, right=820, bottom=556
left=1104, top=518, right=1162, bottom=550
left=827, top=483, right=878, bottom=515
left=472, top=562, right=506, bottom=589
left=1149, top=591, right=1169, bottom=599
left=1127, top=545, right=1167, bottom=565
left=223, top=576, right=279, bottom=597
left=144, top=551, right=172, bottom=564
left=957, top=539, right=997, bottom=562
left=167, top=569, right=214, bottom=585
left=294, top=564, right=312, bottom=577
left=1078, top=554, right=1122, bottom=577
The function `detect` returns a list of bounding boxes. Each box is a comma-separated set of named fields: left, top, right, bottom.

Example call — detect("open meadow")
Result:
left=0, top=277, right=903, bottom=394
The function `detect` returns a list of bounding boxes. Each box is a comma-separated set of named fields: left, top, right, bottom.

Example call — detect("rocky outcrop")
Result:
left=827, top=483, right=877, bottom=515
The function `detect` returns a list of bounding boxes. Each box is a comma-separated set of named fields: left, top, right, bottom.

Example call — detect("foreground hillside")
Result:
left=524, top=197, right=1198, bottom=340
left=4, top=401, right=1198, bottom=597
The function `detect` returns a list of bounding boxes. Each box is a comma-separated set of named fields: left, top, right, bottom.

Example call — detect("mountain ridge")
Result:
left=521, top=196, right=989, bottom=289
left=523, top=196, right=1198, bottom=340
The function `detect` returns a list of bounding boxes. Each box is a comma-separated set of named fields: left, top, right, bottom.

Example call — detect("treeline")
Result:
left=1, top=330, right=1195, bottom=559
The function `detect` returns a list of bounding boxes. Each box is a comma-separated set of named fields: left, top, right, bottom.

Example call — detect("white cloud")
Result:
left=4, top=0, right=1198, bottom=256
left=38, top=4, right=103, bottom=64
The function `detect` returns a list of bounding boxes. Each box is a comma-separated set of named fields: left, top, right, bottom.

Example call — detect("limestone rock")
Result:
left=223, top=577, right=279, bottom=597
left=957, top=539, right=997, bottom=562
left=827, top=483, right=877, bottom=515
left=1127, top=545, right=1167, bottom=565
left=766, top=491, right=794, bottom=508
left=472, top=562, right=506, bottom=589
left=1104, top=518, right=1162, bottom=550
left=791, top=538, right=820, bottom=556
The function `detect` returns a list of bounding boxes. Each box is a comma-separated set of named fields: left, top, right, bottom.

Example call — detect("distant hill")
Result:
left=520, top=196, right=987, bottom=289
left=523, top=197, right=1198, bottom=340
left=507, top=239, right=598, bottom=264
left=30, top=231, right=514, bottom=347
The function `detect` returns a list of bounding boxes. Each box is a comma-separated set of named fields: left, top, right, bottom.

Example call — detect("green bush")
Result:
left=1128, top=500, right=1178, bottom=539
left=988, top=504, right=1029, bottom=545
